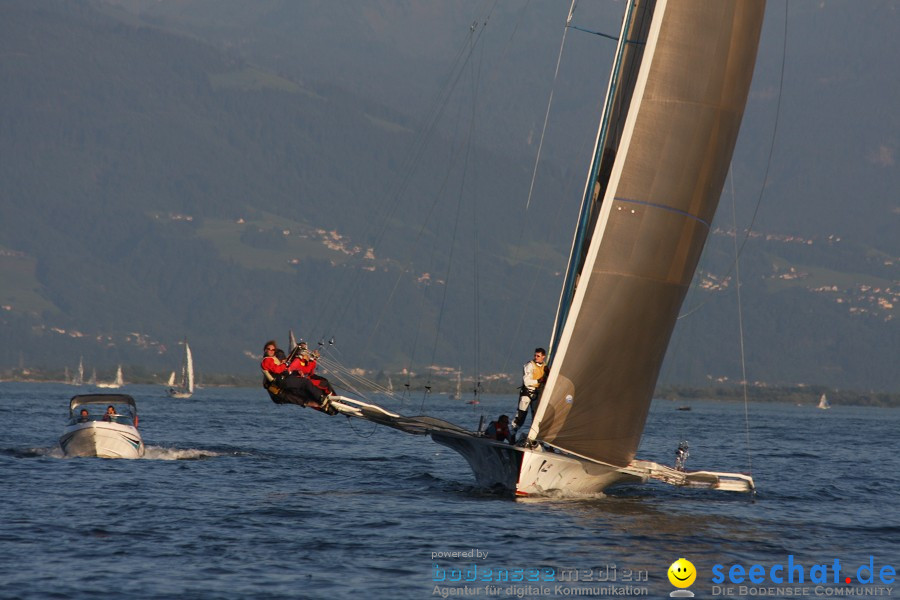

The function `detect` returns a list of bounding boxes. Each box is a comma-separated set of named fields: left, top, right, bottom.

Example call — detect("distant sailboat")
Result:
left=97, top=365, right=124, bottom=389
left=166, top=340, right=194, bottom=398
left=448, top=369, right=462, bottom=401
left=817, top=393, right=831, bottom=410
left=72, top=357, right=84, bottom=386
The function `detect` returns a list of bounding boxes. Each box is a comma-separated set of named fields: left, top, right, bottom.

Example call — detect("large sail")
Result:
left=529, top=0, right=765, bottom=466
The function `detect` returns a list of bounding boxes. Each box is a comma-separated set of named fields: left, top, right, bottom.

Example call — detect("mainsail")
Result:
left=529, top=0, right=766, bottom=467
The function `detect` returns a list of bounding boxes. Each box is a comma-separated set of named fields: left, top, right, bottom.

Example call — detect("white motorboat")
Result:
left=59, top=394, right=145, bottom=458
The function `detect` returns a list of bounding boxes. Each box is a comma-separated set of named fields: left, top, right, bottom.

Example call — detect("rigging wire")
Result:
left=338, top=4, right=498, bottom=407
left=729, top=169, right=754, bottom=482
left=499, top=2, right=619, bottom=375
left=310, top=12, right=493, bottom=344
left=678, top=0, right=789, bottom=322
left=499, top=3, right=583, bottom=374
left=523, top=1, right=576, bottom=211
left=665, top=2, right=792, bottom=489
left=403, top=89, right=474, bottom=404
left=568, top=24, right=617, bottom=41
left=309, top=2, right=617, bottom=401
left=402, top=273, right=433, bottom=399
left=349, top=12, right=496, bottom=366
left=311, top=1, right=574, bottom=401
left=469, top=37, right=485, bottom=408
left=422, top=35, right=485, bottom=410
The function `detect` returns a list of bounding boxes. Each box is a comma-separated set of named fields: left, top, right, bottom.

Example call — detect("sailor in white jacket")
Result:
left=512, top=347, right=547, bottom=431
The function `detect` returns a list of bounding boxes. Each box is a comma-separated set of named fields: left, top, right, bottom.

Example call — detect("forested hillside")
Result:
left=1, top=1, right=897, bottom=391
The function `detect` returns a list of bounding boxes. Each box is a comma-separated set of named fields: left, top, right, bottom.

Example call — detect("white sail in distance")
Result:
left=184, top=342, right=195, bottom=393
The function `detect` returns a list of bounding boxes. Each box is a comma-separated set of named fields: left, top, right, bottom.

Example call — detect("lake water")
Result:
left=1, top=382, right=896, bottom=599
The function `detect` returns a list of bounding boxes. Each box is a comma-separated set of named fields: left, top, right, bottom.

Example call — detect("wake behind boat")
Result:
left=59, top=394, right=145, bottom=458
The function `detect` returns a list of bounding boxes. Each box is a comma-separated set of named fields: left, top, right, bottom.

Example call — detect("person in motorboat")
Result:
left=78, top=408, right=90, bottom=422
left=484, top=414, right=513, bottom=443
left=102, top=405, right=117, bottom=422
left=511, top=347, right=548, bottom=431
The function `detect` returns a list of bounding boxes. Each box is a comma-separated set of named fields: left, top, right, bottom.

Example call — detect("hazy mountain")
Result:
left=1, top=0, right=897, bottom=391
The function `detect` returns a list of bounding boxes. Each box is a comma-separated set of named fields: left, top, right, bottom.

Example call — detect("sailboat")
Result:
left=166, top=340, right=194, bottom=398
left=72, top=357, right=84, bottom=386
left=293, top=1, right=765, bottom=496
left=817, top=393, right=831, bottom=410
left=96, top=365, right=124, bottom=389
left=448, top=369, right=462, bottom=401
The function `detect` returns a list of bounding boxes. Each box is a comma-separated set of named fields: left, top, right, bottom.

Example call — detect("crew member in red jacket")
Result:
left=287, top=343, right=334, bottom=396
left=260, top=340, right=287, bottom=385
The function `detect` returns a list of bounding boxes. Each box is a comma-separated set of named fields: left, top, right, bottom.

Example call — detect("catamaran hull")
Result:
left=59, top=422, right=145, bottom=459
left=430, top=431, right=641, bottom=497
left=430, top=430, right=754, bottom=496
left=515, top=445, right=644, bottom=496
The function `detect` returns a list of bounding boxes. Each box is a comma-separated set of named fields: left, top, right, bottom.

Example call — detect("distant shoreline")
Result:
left=2, top=373, right=897, bottom=407
left=656, top=384, right=900, bottom=408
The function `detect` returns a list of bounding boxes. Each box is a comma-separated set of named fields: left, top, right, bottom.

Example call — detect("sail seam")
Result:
left=614, top=197, right=710, bottom=228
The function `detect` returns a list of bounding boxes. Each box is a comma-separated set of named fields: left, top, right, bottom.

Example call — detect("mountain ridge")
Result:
left=0, top=0, right=896, bottom=391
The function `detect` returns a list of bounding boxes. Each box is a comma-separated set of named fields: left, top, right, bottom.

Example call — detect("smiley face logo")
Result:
left=668, top=558, right=696, bottom=588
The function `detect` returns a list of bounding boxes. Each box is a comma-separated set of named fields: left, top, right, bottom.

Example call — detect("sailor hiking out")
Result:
left=261, top=340, right=336, bottom=414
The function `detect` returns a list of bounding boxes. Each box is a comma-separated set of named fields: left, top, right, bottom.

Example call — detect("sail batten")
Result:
left=529, top=0, right=766, bottom=467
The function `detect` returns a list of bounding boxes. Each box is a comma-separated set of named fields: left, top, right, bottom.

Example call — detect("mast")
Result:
left=548, top=0, right=648, bottom=359
left=529, top=0, right=766, bottom=467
